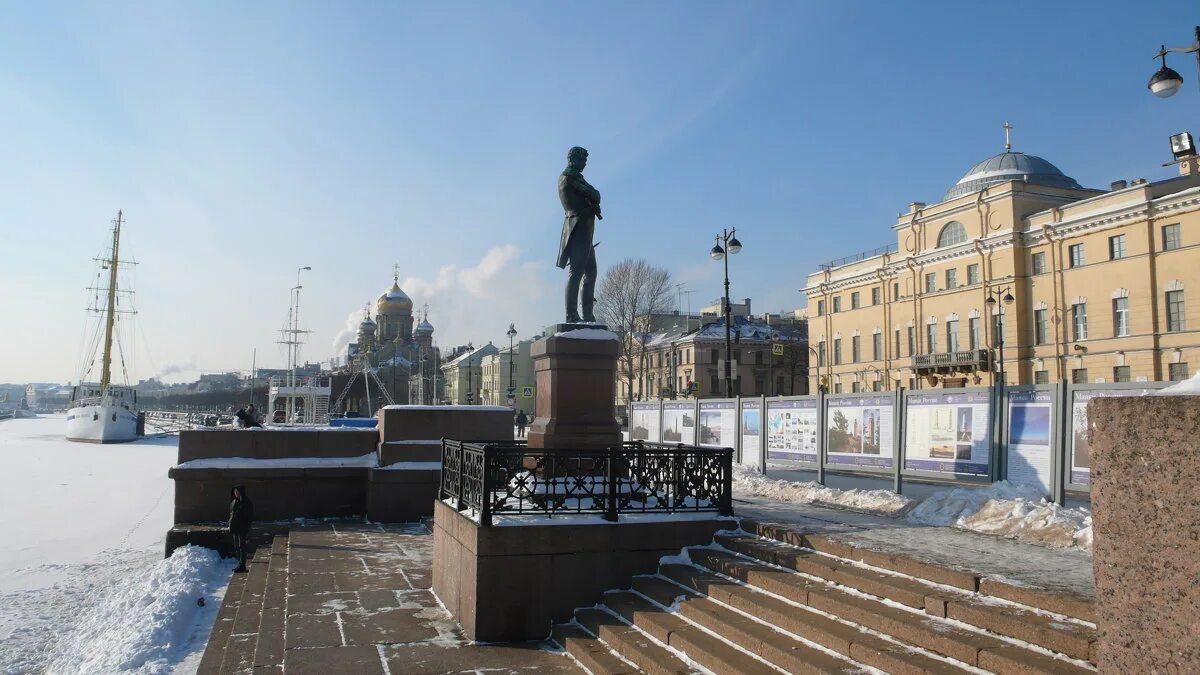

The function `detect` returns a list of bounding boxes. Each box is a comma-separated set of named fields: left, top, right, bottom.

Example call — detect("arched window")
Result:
left=936, top=221, right=968, bottom=248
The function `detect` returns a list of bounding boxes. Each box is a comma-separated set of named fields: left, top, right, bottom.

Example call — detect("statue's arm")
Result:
left=571, top=175, right=601, bottom=204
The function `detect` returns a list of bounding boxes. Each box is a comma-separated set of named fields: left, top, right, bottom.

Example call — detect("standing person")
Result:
left=228, top=484, right=254, bottom=573
left=245, top=404, right=263, bottom=428
left=515, top=410, right=528, bottom=438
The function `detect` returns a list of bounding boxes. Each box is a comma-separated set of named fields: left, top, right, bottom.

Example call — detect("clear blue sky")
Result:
left=2, top=1, right=1198, bottom=383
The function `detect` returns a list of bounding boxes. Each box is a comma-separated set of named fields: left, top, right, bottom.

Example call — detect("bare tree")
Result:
left=595, top=258, right=675, bottom=404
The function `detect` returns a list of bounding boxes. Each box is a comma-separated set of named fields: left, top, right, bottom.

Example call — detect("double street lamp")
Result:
left=1148, top=27, right=1200, bottom=99
left=985, top=287, right=1015, bottom=387
left=710, top=228, right=743, bottom=397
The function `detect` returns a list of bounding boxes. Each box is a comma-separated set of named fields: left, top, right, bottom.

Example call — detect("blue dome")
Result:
left=943, top=152, right=1082, bottom=201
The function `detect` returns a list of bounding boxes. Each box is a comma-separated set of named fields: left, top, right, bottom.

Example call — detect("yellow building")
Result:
left=804, top=138, right=1200, bottom=392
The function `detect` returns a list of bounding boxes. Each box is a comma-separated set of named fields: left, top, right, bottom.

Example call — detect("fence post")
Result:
left=605, top=448, right=619, bottom=522
left=816, top=389, right=826, bottom=486
left=721, top=447, right=734, bottom=516
left=454, top=441, right=466, bottom=512
left=439, top=440, right=447, bottom=501
left=893, top=388, right=904, bottom=495
left=1052, top=379, right=1068, bottom=506
left=758, top=394, right=768, bottom=475
left=479, top=445, right=492, bottom=527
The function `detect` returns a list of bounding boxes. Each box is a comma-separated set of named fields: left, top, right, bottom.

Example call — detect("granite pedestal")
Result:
left=526, top=326, right=620, bottom=451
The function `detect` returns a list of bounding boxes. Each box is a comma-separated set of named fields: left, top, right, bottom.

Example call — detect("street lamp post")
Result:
left=807, top=345, right=825, bottom=394
left=1147, top=27, right=1200, bottom=99
left=506, top=323, right=517, bottom=406
left=710, top=227, right=743, bottom=398
left=985, top=287, right=1015, bottom=387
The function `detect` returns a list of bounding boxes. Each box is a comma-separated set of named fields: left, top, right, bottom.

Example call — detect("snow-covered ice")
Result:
left=733, top=464, right=912, bottom=514
left=0, top=415, right=229, bottom=673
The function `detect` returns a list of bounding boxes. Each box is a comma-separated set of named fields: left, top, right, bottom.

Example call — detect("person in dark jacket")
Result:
left=229, top=484, right=254, bottom=572
left=234, top=405, right=263, bottom=429
left=515, top=410, right=528, bottom=438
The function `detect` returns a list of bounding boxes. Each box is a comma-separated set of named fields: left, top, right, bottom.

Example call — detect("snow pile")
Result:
left=43, top=545, right=231, bottom=674
left=906, top=481, right=1093, bottom=551
left=732, top=465, right=912, bottom=514
left=556, top=327, right=618, bottom=341
left=1153, top=369, right=1200, bottom=395
left=174, top=452, right=378, bottom=469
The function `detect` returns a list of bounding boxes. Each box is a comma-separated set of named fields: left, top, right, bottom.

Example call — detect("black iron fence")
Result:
left=440, top=440, right=734, bottom=526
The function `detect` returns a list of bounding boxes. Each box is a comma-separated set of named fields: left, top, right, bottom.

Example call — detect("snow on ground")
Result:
left=0, top=415, right=229, bottom=673
left=734, top=464, right=1093, bottom=552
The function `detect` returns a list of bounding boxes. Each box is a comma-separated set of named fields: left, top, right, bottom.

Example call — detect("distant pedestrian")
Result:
left=515, top=410, right=528, bottom=438
left=246, top=404, right=262, bottom=427
left=229, top=484, right=254, bottom=573
left=235, top=405, right=262, bottom=429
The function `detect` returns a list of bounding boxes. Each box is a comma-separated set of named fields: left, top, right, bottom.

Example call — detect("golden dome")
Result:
left=377, top=280, right=413, bottom=314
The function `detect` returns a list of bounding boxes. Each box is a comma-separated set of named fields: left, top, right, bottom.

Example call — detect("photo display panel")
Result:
left=698, top=400, right=737, bottom=448
left=1006, top=390, right=1053, bottom=497
left=766, top=399, right=818, bottom=463
left=661, top=400, right=696, bottom=445
left=1069, top=388, right=1154, bottom=485
left=629, top=401, right=659, bottom=442
left=904, top=391, right=990, bottom=475
left=740, top=400, right=761, bottom=462
left=826, top=395, right=895, bottom=468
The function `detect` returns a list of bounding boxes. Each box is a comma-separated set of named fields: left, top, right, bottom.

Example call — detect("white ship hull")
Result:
left=66, top=401, right=138, bottom=443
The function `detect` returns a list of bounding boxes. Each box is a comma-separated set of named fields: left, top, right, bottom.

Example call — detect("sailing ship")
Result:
left=66, top=211, right=141, bottom=443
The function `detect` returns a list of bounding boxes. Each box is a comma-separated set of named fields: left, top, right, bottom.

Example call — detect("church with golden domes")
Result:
left=339, top=273, right=441, bottom=409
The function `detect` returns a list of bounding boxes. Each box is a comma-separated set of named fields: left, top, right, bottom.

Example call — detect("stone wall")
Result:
left=1089, top=395, right=1200, bottom=672
left=432, top=499, right=736, bottom=641
left=178, top=429, right=378, bottom=462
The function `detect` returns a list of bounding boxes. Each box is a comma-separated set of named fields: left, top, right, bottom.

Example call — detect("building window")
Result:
left=894, top=329, right=901, bottom=357
left=1031, top=251, right=1047, bottom=275
left=1167, top=290, right=1186, bottom=332
left=945, top=269, right=957, bottom=289
left=1071, top=302, right=1088, bottom=341
left=852, top=335, right=861, bottom=363
left=1109, top=234, right=1127, bottom=260
left=851, top=292, right=860, bottom=309
left=1113, top=297, right=1130, bottom=337
left=834, top=383, right=842, bottom=394
left=816, top=300, right=825, bottom=316
left=926, top=323, right=937, bottom=354
left=1069, top=243, right=1085, bottom=268
left=1072, top=368, right=1089, bottom=384
left=937, top=221, right=968, bottom=247
left=969, top=317, right=981, bottom=350
left=709, top=372, right=719, bottom=394
left=711, top=349, right=718, bottom=363
left=872, top=381, right=882, bottom=392
left=872, top=332, right=882, bottom=360
left=966, top=264, right=980, bottom=285
left=907, top=326, right=915, bottom=356
left=1113, top=366, right=1131, bottom=383
left=817, top=341, right=826, bottom=367
left=1163, top=223, right=1182, bottom=251
left=833, top=338, right=842, bottom=365
left=925, top=273, right=937, bottom=293
left=871, top=287, right=880, bottom=305
left=775, top=375, right=784, bottom=394
left=754, top=374, right=765, bottom=394
left=1034, top=370, right=1050, bottom=384
left=893, top=282, right=900, bottom=300
left=1034, top=309, right=1048, bottom=345
left=833, top=297, right=841, bottom=313
left=1170, top=362, right=1190, bottom=381
left=851, top=381, right=860, bottom=393
left=946, top=320, right=959, bottom=352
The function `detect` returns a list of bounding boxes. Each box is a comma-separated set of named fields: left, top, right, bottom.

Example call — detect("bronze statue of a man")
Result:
left=556, top=146, right=602, bottom=323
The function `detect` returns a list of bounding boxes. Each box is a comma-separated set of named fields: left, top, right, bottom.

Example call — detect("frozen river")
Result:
left=0, top=415, right=230, bottom=674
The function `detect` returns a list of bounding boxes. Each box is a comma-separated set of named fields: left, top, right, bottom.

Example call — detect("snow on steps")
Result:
left=196, top=533, right=289, bottom=675
left=552, top=520, right=1096, bottom=674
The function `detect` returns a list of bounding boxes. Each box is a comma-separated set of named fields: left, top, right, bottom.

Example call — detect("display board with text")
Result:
left=629, top=402, right=660, bottom=442
left=739, top=400, right=762, bottom=464
left=766, top=398, right=818, bottom=463
left=826, top=395, right=895, bottom=469
left=1005, top=390, right=1054, bottom=497
left=1069, top=387, right=1155, bottom=485
left=661, top=401, right=696, bottom=444
left=698, top=400, right=737, bottom=448
left=904, top=391, right=990, bottom=475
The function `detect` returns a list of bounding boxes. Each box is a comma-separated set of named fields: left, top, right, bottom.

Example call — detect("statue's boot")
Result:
left=565, top=273, right=583, bottom=323
left=581, top=273, right=597, bottom=323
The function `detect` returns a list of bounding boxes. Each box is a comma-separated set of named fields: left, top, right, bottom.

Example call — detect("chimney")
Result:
left=1131, top=178, right=1147, bottom=186
left=744, top=298, right=751, bottom=315
left=908, top=202, right=926, bottom=213
left=1110, top=180, right=1127, bottom=191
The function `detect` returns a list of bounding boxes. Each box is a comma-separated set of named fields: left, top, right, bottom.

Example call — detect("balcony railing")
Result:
left=440, top=440, right=733, bottom=526
left=912, top=349, right=991, bottom=371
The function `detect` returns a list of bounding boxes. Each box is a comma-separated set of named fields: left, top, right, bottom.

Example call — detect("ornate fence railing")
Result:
left=440, top=440, right=734, bottom=526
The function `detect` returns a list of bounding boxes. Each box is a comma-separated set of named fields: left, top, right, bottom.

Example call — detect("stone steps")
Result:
left=219, top=547, right=272, bottom=674
left=553, top=520, right=1097, bottom=674
left=251, top=534, right=290, bottom=671
left=195, top=565, right=247, bottom=675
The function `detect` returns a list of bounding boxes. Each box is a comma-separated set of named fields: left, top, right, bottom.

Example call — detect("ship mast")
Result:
left=99, top=211, right=122, bottom=393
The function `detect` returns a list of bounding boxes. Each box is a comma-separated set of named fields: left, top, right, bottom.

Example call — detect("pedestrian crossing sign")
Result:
left=521, top=386, right=534, bottom=398
left=772, top=343, right=785, bottom=356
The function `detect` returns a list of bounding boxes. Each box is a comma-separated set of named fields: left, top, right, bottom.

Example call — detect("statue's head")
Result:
left=567, top=146, right=588, bottom=170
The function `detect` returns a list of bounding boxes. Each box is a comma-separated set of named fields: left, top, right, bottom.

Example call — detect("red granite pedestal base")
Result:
left=526, top=328, right=620, bottom=451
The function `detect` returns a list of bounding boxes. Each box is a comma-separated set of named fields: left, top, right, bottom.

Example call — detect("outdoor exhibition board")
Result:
left=740, top=400, right=762, bottom=463
left=698, top=400, right=737, bottom=447
left=661, top=400, right=696, bottom=444
left=766, top=398, right=818, bottom=463
left=1005, top=390, right=1054, bottom=497
left=1069, top=387, right=1155, bottom=485
left=904, top=390, right=990, bottom=475
left=825, top=395, right=895, bottom=469
left=629, top=401, right=660, bottom=442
